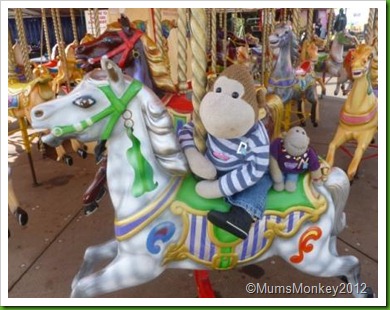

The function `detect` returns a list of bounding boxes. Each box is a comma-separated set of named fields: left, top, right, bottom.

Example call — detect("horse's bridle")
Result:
left=87, top=30, right=144, bottom=69
left=50, top=79, right=142, bottom=142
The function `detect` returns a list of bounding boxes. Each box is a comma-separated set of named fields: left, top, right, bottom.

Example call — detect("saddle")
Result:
left=163, top=173, right=327, bottom=269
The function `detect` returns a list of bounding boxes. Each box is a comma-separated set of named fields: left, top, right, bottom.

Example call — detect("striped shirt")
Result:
left=178, top=121, right=270, bottom=197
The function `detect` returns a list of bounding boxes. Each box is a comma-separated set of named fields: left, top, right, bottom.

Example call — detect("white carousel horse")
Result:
left=31, top=58, right=372, bottom=298
left=323, top=30, right=359, bottom=96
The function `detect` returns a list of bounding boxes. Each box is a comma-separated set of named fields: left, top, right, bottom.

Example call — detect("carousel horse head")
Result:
left=301, top=39, right=319, bottom=64
left=76, top=14, right=144, bottom=73
left=269, top=23, right=293, bottom=50
left=350, top=44, right=374, bottom=80
left=8, top=65, right=54, bottom=121
left=76, top=14, right=176, bottom=94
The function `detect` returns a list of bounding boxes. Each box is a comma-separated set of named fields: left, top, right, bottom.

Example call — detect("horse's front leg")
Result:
left=71, top=253, right=165, bottom=298
left=326, top=127, right=349, bottom=167
left=347, top=131, right=375, bottom=180
left=71, top=239, right=118, bottom=291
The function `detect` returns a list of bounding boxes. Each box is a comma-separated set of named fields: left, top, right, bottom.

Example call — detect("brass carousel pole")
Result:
left=307, top=8, right=314, bottom=41
left=41, top=8, right=52, bottom=60
left=70, top=8, right=79, bottom=46
left=93, top=8, right=101, bottom=38
left=14, top=9, right=39, bottom=185
left=190, top=8, right=208, bottom=153
left=177, top=8, right=188, bottom=92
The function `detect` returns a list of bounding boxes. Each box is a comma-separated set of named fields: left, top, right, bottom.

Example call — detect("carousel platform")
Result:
left=7, top=81, right=379, bottom=299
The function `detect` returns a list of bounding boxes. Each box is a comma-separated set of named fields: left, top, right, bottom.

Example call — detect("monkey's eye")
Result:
left=232, top=92, right=239, bottom=99
left=215, top=87, right=222, bottom=93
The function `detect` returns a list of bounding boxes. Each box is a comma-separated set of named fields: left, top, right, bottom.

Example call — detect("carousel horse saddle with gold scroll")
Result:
left=162, top=173, right=327, bottom=269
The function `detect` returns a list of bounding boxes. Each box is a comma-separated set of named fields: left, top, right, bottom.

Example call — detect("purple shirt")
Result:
left=270, top=138, right=320, bottom=174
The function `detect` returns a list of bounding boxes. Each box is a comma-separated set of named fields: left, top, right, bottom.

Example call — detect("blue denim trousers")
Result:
left=225, top=172, right=272, bottom=219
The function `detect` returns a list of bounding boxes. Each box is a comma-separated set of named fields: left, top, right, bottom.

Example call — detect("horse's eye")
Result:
left=73, top=96, right=96, bottom=108
left=103, top=37, right=113, bottom=44
left=215, top=87, right=222, bottom=93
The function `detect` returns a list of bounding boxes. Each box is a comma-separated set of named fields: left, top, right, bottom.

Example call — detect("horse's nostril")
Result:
left=34, top=110, right=44, bottom=118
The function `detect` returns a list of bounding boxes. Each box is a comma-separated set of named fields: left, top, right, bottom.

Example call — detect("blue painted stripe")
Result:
left=287, top=212, right=295, bottom=232
left=189, top=215, right=197, bottom=254
left=251, top=221, right=260, bottom=256
left=240, top=237, right=249, bottom=260
left=209, top=242, right=216, bottom=261
left=199, top=216, right=207, bottom=259
left=261, top=215, right=269, bottom=249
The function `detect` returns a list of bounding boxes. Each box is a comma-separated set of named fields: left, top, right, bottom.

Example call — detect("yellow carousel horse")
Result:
left=300, top=38, right=326, bottom=96
left=8, top=65, right=54, bottom=123
left=52, top=40, right=84, bottom=94
left=326, top=44, right=377, bottom=180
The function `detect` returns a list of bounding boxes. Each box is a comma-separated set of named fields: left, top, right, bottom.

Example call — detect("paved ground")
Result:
left=7, top=82, right=380, bottom=301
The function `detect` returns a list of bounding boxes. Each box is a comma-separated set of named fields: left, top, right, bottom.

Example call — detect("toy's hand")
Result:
left=196, top=180, right=223, bottom=199
left=311, top=169, right=323, bottom=186
left=269, top=157, right=284, bottom=183
left=184, top=148, right=217, bottom=180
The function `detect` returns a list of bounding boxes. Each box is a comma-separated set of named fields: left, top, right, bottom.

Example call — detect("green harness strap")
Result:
left=51, top=79, right=157, bottom=197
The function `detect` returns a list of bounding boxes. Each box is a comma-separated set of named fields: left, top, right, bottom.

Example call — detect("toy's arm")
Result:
left=178, top=122, right=217, bottom=180
left=269, top=156, right=285, bottom=191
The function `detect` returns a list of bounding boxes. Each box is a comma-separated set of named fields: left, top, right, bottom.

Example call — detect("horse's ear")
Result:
left=101, top=57, right=126, bottom=96
left=120, top=14, right=132, bottom=36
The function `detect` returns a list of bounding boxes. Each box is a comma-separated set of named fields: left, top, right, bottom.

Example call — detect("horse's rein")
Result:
left=88, top=30, right=143, bottom=69
left=50, top=79, right=142, bottom=141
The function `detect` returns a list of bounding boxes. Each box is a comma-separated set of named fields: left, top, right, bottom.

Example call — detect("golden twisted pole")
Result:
left=307, top=8, right=314, bottom=41
left=283, top=8, right=288, bottom=23
left=292, top=8, right=300, bottom=67
left=210, top=8, right=217, bottom=74
left=93, top=8, right=101, bottom=38
left=15, top=9, right=33, bottom=81
left=8, top=29, right=17, bottom=79
left=153, top=8, right=164, bottom=55
left=70, top=8, right=79, bottom=45
left=41, top=8, right=52, bottom=60
left=223, top=9, right=227, bottom=68
left=325, top=9, right=334, bottom=51
left=190, top=8, right=208, bottom=153
left=177, top=8, right=188, bottom=92
left=52, top=8, right=71, bottom=91
left=366, top=8, right=376, bottom=45
left=261, top=9, right=267, bottom=85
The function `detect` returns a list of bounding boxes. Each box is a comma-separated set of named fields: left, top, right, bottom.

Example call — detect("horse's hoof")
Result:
left=365, top=287, right=375, bottom=298
left=63, top=155, right=73, bottom=166
left=370, top=138, right=376, bottom=144
left=300, top=120, right=307, bottom=127
left=338, top=275, right=348, bottom=283
left=84, top=202, right=99, bottom=216
left=77, top=148, right=88, bottom=159
left=95, top=187, right=107, bottom=203
left=16, top=207, right=28, bottom=226
left=312, top=121, right=319, bottom=128
left=334, top=91, right=338, bottom=96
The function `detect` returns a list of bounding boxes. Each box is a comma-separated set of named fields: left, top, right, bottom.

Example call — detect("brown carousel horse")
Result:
left=326, top=44, right=377, bottom=180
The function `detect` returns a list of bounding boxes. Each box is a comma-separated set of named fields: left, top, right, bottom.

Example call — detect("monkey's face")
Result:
left=200, top=76, right=256, bottom=139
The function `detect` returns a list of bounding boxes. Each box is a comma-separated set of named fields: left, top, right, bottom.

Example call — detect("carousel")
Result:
left=6, top=7, right=381, bottom=303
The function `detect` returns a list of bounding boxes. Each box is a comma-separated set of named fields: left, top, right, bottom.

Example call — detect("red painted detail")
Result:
left=162, top=93, right=193, bottom=114
left=290, top=226, right=323, bottom=264
left=194, top=270, right=215, bottom=298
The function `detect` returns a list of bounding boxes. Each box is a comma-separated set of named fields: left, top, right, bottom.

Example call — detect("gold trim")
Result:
left=163, top=176, right=328, bottom=268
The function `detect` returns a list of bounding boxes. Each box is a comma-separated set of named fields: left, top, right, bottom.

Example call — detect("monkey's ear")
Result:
left=256, top=85, right=267, bottom=108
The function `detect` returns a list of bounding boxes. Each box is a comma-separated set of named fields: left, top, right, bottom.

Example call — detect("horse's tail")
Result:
left=323, top=166, right=350, bottom=236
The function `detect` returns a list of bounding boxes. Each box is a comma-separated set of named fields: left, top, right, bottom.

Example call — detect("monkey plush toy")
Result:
left=178, top=64, right=272, bottom=239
